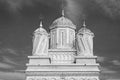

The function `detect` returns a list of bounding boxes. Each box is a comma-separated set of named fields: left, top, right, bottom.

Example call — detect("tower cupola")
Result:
left=50, top=10, right=76, bottom=30
left=49, top=10, right=76, bottom=49
left=78, top=21, right=94, bottom=36
left=76, top=21, right=94, bottom=56
left=34, top=21, right=48, bottom=35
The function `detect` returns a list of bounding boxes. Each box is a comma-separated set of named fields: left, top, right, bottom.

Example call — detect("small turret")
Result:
left=78, top=20, right=94, bottom=36
left=62, top=10, right=65, bottom=17
left=76, top=20, right=94, bottom=56
left=49, top=10, right=76, bottom=49
left=40, top=20, right=43, bottom=28
left=34, top=21, right=48, bottom=35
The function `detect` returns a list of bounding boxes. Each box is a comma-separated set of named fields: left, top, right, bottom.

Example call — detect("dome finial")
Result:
left=83, top=20, right=86, bottom=33
left=83, top=20, right=86, bottom=28
left=62, top=9, right=65, bottom=16
left=61, top=0, right=65, bottom=17
left=40, top=20, right=43, bottom=28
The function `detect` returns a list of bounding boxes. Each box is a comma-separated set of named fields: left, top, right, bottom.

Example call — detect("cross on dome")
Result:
left=49, top=9, right=76, bottom=29
left=62, top=9, right=65, bottom=16
left=40, top=21, right=43, bottom=28
left=83, top=20, right=86, bottom=28
left=77, top=20, right=94, bottom=36
left=34, top=20, right=48, bottom=35
left=83, top=20, right=86, bottom=33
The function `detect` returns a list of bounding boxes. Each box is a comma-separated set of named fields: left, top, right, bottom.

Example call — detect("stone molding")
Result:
left=26, top=71, right=99, bottom=76
left=27, top=77, right=98, bottom=80
left=28, top=56, right=50, bottom=59
left=74, top=56, right=97, bottom=59
left=48, top=49, right=77, bottom=52
left=26, top=63, right=99, bottom=66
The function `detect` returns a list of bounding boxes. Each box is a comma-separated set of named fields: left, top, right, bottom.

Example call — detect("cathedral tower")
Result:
left=48, top=10, right=76, bottom=64
left=26, top=10, right=100, bottom=80
left=50, top=10, right=76, bottom=49
left=76, top=21, right=94, bottom=56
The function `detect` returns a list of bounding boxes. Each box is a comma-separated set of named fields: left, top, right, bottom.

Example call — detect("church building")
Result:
left=26, top=10, right=100, bottom=80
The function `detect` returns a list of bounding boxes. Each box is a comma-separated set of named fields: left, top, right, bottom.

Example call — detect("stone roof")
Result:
left=50, top=16, right=76, bottom=29
left=78, top=27, right=94, bottom=36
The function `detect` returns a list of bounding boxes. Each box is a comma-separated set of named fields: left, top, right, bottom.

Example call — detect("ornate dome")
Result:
left=50, top=16, right=76, bottom=29
left=78, top=21, right=94, bottom=36
left=34, top=21, right=48, bottom=35
left=79, top=27, right=91, bottom=33
left=78, top=27, right=94, bottom=36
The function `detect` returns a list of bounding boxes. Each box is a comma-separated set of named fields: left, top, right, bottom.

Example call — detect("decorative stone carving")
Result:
left=48, top=49, right=75, bottom=64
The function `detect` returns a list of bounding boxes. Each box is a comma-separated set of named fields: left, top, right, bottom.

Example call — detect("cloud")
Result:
left=97, top=56, right=106, bottom=63
left=111, top=60, right=120, bottom=66
left=0, top=71, right=25, bottom=80
left=1, top=0, right=120, bottom=21
left=2, top=56, right=18, bottom=65
left=0, top=62, right=14, bottom=69
left=0, top=0, right=60, bottom=15
left=65, top=0, right=84, bottom=24
left=65, top=0, right=120, bottom=22
left=0, top=0, right=33, bottom=14
left=100, top=67, right=120, bottom=80
left=0, top=48, right=27, bottom=70
left=15, top=70, right=25, bottom=73
left=0, top=48, right=18, bottom=55
left=101, top=67, right=117, bottom=74
left=94, top=0, right=120, bottom=19
left=4, top=48, right=18, bottom=55
left=97, top=56, right=120, bottom=80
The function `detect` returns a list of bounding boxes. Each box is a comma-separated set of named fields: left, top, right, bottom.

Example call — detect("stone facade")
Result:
left=26, top=12, right=100, bottom=80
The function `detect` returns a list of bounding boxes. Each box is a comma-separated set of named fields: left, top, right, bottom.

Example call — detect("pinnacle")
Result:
left=40, top=21, right=43, bottom=28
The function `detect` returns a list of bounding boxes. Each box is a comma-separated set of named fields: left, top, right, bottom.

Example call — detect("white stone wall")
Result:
left=50, top=27, right=75, bottom=49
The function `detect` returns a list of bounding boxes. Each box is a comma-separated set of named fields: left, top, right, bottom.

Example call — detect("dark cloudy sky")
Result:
left=0, top=0, right=120, bottom=80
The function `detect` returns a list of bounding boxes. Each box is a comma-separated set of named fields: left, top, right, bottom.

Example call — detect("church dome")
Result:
left=34, top=21, right=48, bottom=35
left=35, top=27, right=47, bottom=34
left=79, top=27, right=91, bottom=33
left=78, top=21, right=94, bottom=36
left=50, top=16, right=76, bottom=29
left=78, top=27, right=94, bottom=36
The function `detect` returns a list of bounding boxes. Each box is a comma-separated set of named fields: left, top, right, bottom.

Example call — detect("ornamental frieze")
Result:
left=26, top=71, right=99, bottom=76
